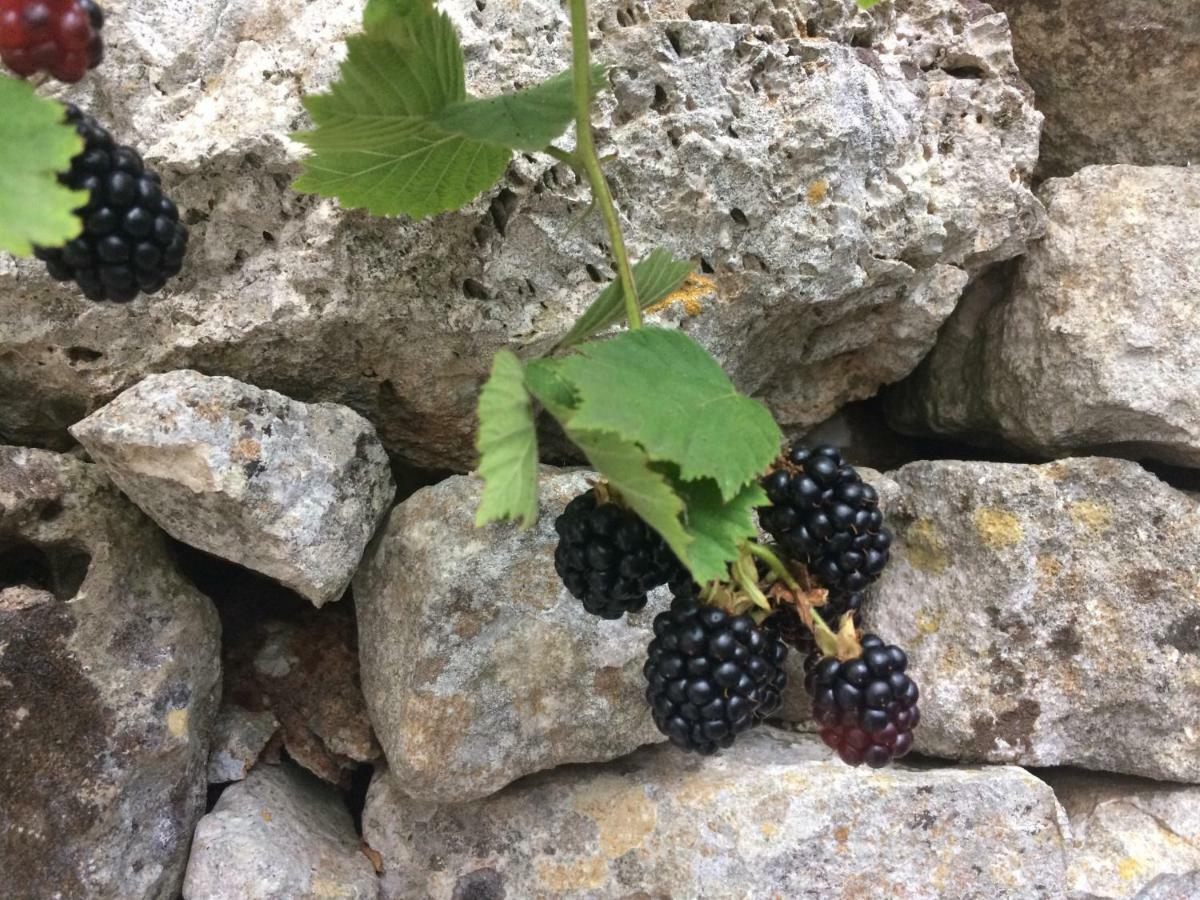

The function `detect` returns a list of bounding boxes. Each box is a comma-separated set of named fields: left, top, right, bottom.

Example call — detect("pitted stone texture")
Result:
left=865, top=458, right=1200, bottom=781
left=363, top=729, right=1067, bottom=899
left=990, top=0, right=1200, bottom=177
left=888, top=167, right=1200, bottom=469
left=1039, top=769, right=1200, bottom=900
left=0, top=0, right=1041, bottom=469
left=207, top=703, right=280, bottom=784
left=0, top=446, right=221, bottom=899
left=70, top=371, right=395, bottom=607
left=1135, top=872, right=1200, bottom=900
left=183, top=763, right=379, bottom=900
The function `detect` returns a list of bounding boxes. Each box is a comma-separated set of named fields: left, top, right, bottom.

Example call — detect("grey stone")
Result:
left=0, top=446, right=221, bottom=899
left=363, top=728, right=1067, bottom=899
left=865, top=458, right=1200, bottom=781
left=207, top=703, right=280, bottom=784
left=1135, top=872, right=1200, bottom=900
left=183, top=763, right=379, bottom=900
left=888, top=166, right=1200, bottom=469
left=990, top=0, right=1200, bottom=177
left=1038, top=769, right=1200, bottom=900
left=70, top=370, right=395, bottom=607
left=0, top=0, right=1041, bottom=469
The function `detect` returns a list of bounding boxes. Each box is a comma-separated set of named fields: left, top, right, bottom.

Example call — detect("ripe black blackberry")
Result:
left=759, top=445, right=891, bottom=593
left=0, top=0, right=104, bottom=83
left=34, top=104, right=189, bottom=303
left=644, top=596, right=788, bottom=754
left=554, top=489, right=680, bottom=619
left=805, top=634, right=920, bottom=768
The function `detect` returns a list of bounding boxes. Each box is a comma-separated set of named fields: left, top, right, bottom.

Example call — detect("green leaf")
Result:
left=524, top=357, right=578, bottom=421
left=558, top=328, right=781, bottom=500
left=0, top=77, right=85, bottom=257
left=556, top=249, right=695, bottom=350
left=675, top=478, right=768, bottom=585
left=436, top=65, right=606, bottom=152
left=857, top=0, right=883, bottom=8
left=475, top=350, right=539, bottom=528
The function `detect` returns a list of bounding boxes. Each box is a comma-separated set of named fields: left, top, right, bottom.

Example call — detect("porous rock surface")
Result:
left=0, top=446, right=221, bottom=899
left=865, top=458, right=1200, bottom=781
left=888, top=166, right=1200, bottom=468
left=183, top=763, right=380, bottom=900
left=363, top=728, right=1067, bottom=900
left=0, top=0, right=1041, bottom=468
left=207, top=702, right=280, bottom=785
left=70, top=370, right=395, bottom=607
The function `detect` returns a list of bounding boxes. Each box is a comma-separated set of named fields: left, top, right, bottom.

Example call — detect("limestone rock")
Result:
left=1040, top=769, right=1200, bottom=900
left=0, top=0, right=1041, bottom=469
left=363, top=729, right=1067, bottom=899
left=207, top=703, right=280, bottom=784
left=70, top=370, right=395, bottom=607
left=1135, top=872, right=1200, bottom=900
left=865, top=458, right=1200, bottom=781
left=888, top=166, right=1200, bottom=468
left=183, top=763, right=379, bottom=900
left=0, top=446, right=221, bottom=899
left=990, top=0, right=1200, bottom=177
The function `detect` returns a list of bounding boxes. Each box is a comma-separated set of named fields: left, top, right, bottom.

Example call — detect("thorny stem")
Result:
left=568, top=0, right=642, bottom=329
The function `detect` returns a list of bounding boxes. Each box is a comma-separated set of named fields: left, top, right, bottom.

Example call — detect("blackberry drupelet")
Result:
left=0, top=0, right=104, bottom=83
left=34, top=104, right=189, bottom=303
left=644, top=596, right=788, bottom=754
left=759, top=445, right=892, bottom=593
left=805, top=634, right=920, bottom=768
left=554, top=489, right=680, bottom=619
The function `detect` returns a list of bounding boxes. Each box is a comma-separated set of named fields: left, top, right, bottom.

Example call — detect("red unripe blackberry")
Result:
left=33, top=104, right=189, bottom=303
left=644, top=596, right=788, bottom=755
left=0, top=0, right=104, bottom=83
left=805, top=634, right=920, bottom=768
left=554, top=489, right=682, bottom=619
left=760, top=445, right=892, bottom=594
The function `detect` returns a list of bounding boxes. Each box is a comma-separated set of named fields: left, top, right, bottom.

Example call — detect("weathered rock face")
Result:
left=865, top=458, right=1200, bottom=781
left=71, top=371, right=395, bottom=607
left=887, top=166, right=1200, bottom=469
left=183, top=763, right=380, bottom=900
left=0, top=0, right=1041, bottom=469
left=354, top=468, right=668, bottom=803
left=0, top=447, right=221, bottom=899
left=207, top=703, right=280, bottom=784
left=1039, top=769, right=1200, bottom=900
left=989, top=0, right=1200, bottom=177
left=363, top=729, right=1067, bottom=899
left=1135, top=871, right=1200, bottom=900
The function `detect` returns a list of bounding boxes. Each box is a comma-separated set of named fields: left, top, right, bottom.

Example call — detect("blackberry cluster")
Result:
left=644, top=596, right=788, bottom=754
left=760, top=445, right=891, bottom=594
left=805, top=635, right=920, bottom=768
left=554, top=489, right=680, bottom=619
left=0, top=0, right=104, bottom=83
left=34, top=105, right=189, bottom=303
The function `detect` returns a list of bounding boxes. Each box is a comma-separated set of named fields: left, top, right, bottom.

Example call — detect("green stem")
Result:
left=730, top=552, right=771, bottom=612
left=543, top=144, right=580, bottom=168
left=568, top=0, right=641, bottom=329
left=744, top=542, right=800, bottom=591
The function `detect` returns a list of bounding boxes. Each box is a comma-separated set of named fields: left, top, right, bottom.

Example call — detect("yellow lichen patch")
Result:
left=537, top=857, right=608, bottom=892
left=644, top=273, right=717, bottom=318
left=904, top=519, right=951, bottom=574
left=806, top=179, right=829, bottom=205
left=1068, top=501, right=1114, bottom=533
left=571, top=778, right=658, bottom=859
left=973, top=507, right=1024, bottom=550
left=166, top=708, right=189, bottom=738
left=1117, top=856, right=1148, bottom=883
left=916, top=610, right=943, bottom=636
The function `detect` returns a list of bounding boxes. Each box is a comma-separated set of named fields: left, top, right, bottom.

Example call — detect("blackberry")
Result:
left=554, top=489, right=680, bottom=619
left=33, top=105, right=188, bottom=303
left=644, top=596, right=788, bottom=754
left=805, top=634, right=920, bottom=768
left=759, top=445, right=892, bottom=593
left=0, top=0, right=104, bottom=83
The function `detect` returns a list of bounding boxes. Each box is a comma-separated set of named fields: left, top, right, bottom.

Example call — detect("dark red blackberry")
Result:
left=759, top=445, right=891, bottom=594
left=554, top=489, right=680, bottom=619
left=0, top=0, right=104, bottom=83
left=805, top=634, right=920, bottom=768
left=644, top=596, right=788, bottom=754
left=33, top=105, right=188, bottom=303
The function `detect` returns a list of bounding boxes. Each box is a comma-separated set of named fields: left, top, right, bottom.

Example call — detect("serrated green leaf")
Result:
left=525, top=357, right=578, bottom=421
left=676, top=477, right=768, bottom=585
left=475, top=350, right=539, bottom=528
left=558, top=328, right=781, bottom=500
left=436, top=65, right=606, bottom=152
left=0, top=77, right=85, bottom=257
left=556, top=249, right=695, bottom=350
